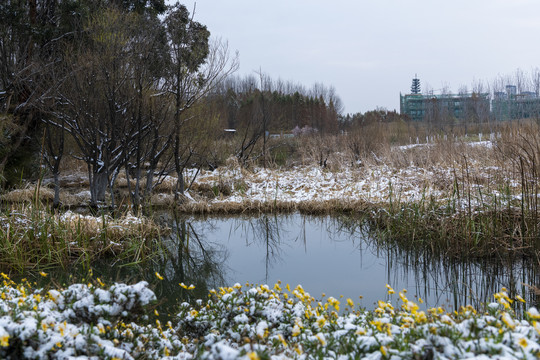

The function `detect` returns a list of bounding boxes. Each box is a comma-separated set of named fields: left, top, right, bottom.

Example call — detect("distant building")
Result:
left=400, top=76, right=490, bottom=122
left=400, top=92, right=490, bottom=122
left=401, top=77, right=540, bottom=122
left=491, top=86, right=540, bottom=121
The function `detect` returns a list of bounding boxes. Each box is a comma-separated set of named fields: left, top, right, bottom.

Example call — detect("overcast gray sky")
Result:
left=180, top=0, right=540, bottom=114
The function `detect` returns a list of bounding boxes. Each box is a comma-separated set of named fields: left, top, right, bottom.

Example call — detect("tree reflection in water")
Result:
left=49, top=213, right=539, bottom=316
left=153, top=211, right=228, bottom=314
left=232, top=214, right=286, bottom=284
left=187, top=213, right=540, bottom=312
left=331, top=214, right=540, bottom=312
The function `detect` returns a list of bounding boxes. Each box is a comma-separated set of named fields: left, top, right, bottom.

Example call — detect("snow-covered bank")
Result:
left=186, top=156, right=515, bottom=213
left=0, top=139, right=524, bottom=215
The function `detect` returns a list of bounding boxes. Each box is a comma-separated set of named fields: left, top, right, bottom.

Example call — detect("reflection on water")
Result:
left=30, top=212, right=540, bottom=314
left=179, top=213, right=540, bottom=312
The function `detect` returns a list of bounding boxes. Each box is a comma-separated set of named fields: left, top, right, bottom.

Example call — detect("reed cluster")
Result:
left=368, top=121, right=540, bottom=260
left=0, top=203, right=165, bottom=271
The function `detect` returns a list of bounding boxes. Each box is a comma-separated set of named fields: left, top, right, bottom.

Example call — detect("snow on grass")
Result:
left=175, top=140, right=535, bottom=217
left=188, top=147, right=517, bottom=214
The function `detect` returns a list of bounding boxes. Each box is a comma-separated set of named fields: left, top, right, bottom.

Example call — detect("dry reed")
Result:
left=0, top=204, right=166, bottom=271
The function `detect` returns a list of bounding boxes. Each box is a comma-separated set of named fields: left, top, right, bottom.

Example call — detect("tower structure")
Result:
left=411, top=75, right=421, bottom=94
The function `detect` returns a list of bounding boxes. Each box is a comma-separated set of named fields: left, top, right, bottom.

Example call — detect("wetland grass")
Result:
left=370, top=162, right=540, bottom=259
left=0, top=201, right=166, bottom=272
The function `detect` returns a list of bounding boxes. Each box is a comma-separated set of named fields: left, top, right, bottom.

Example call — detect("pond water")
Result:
left=33, top=212, right=539, bottom=316
left=152, top=212, right=539, bottom=313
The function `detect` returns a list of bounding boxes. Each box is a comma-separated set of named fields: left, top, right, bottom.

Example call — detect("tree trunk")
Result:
left=53, top=171, right=60, bottom=209
left=90, top=171, right=108, bottom=206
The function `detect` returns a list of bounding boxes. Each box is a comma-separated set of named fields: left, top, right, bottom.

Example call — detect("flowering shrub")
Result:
left=0, top=274, right=539, bottom=359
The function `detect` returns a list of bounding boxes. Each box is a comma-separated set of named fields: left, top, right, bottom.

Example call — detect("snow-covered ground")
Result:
left=192, top=164, right=449, bottom=204
left=185, top=141, right=516, bottom=212
left=2, top=140, right=520, bottom=213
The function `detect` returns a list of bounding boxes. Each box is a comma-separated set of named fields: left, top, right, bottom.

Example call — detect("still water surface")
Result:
left=35, top=212, right=538, bottom=316
left=156, top=213, right=539, bottom=312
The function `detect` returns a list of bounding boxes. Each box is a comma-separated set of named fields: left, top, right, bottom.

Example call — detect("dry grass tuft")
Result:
left=0, top=204, right=167, bottom=270
left=58, top=211, right=163, bottom=242
left=1, top=186, right=55, bottom=203
left=153, top=176, right=177, bottom=192
left=175, top=198, right=371, bottom=216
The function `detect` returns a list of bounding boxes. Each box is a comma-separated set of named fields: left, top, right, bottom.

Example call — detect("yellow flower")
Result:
left=0, top=333, right=9, bottom=347
left=315, top=332, right=326, bottom=346
left=355, top=328, right=366, bottom=335
left=385, top=284, right=395, bottom=295
left=155, top=272, right=164, bottom=280
left=518, top=337, right=528, bottom=347
left=515, top=295, right=526, bottom=303
left=58, top=321, right=67, bottom=336
left=347, top=298, right=354, bottom=307
left=501, top=312, right=516, bottom=329
left=277, top=333, right=287, bottom=347
left=403, top=300, right=419, bottom=314
left=316, top=316, right=326, bottom=328
left=527, top=308, right=540, bottom=320
left=247, top=352, right=260, bottom=360
left=327, top=296, right=340, bottom=312
left=371, top=319, right=384, bottom=332
left=180, top=282, right=195, bottom=290
left=380, top=345, right=387, bottom=357
left=399, top=291, right=408, bottom=303
left=415, top=311, right=427, bottom=323
left=532, top=321, right=540, bottom=335
left=39, top=271, right=48, bottom=278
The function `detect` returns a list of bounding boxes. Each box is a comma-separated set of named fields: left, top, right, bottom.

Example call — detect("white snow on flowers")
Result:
left=1, top=275, right=539, bottom=359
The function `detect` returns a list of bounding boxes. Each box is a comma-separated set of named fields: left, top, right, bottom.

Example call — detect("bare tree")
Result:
left=164, top=3, right=238, bottom=199
left=52, top=9, right=141, bottom=207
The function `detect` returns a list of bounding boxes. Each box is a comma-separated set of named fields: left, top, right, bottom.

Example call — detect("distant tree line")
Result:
left=340, top=108, right=406, bottom=130
left=212, top=74, right=343, bottom=134
left=189, top=73, right=344, bottom=168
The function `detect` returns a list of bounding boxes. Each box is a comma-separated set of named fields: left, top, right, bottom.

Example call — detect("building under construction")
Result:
left=491, top=85, right=540, bottom=121
left=400, top=76, right=490, bottom=122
